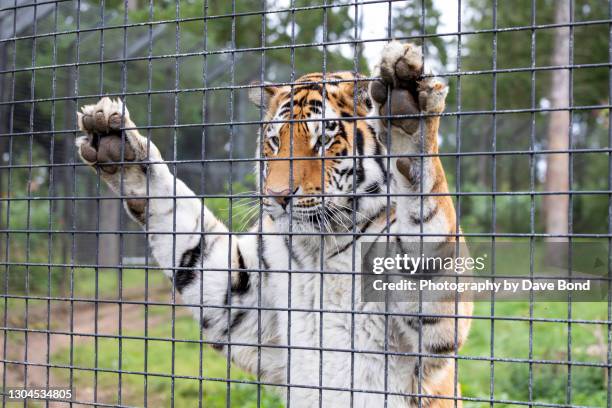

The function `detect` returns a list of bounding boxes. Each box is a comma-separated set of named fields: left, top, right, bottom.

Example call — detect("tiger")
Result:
left=76, top=41, right=472, bottom=408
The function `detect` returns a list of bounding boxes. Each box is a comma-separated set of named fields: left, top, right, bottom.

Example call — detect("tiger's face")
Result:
left=249, top=72, right=388, bottom=231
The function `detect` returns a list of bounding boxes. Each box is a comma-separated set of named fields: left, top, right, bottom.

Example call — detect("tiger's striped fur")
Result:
left=76, top=42, right=472, bottom=408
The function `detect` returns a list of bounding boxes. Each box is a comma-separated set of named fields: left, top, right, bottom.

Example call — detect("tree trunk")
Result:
left=127, top=0, right=139, bottom=11
left=544, top=1, right=570, bottom=242
left=0, top=41, right=7, bottom=265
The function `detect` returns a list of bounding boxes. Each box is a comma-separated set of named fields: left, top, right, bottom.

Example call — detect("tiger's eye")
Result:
left=318, top=133, right=329, bottom=146
left=325, top=121, right=337, bottom=132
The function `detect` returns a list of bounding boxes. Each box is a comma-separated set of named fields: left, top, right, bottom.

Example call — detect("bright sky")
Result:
left=359, top=0, right=459, bottom=71
left=271, top=0, right=460, bottom=72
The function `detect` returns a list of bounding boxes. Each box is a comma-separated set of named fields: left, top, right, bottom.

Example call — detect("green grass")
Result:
left=455, top=239, right=608, bottom=406
left=46, top=300, right=608, bottom=407
left=0, top=268, right=166, bottom=322
left=3, top=267, right=282, bottom=406
left=70, top=267, right=167, bottom=299
left=51, top=315, right=284, bottom=408
left=460, top=302, right=608, bottom=407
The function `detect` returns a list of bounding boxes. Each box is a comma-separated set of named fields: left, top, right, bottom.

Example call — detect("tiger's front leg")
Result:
left=369, top=43, right=472, bottom=407
left=76, top=97, right=203, bottom=268
left=370, top=41, right=451, bottom=219
left=75, top=98, right=286, bottom=387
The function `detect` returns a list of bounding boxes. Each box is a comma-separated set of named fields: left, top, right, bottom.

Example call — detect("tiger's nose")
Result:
left=265, top=187, right=291, bottom=209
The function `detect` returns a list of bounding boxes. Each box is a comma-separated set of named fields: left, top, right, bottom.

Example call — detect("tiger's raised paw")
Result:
left=76, top=97, right=166, bottom=223
left=76, top=97, right=158, bottom=175
left=370, top=41, right=447, bottom=135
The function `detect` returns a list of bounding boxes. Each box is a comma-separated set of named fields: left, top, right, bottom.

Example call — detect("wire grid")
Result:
left=0, top=0, right=610, bottom=407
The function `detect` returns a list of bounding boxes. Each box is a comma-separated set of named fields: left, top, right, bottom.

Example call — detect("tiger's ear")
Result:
left=248, top=81, right=279, bottom=108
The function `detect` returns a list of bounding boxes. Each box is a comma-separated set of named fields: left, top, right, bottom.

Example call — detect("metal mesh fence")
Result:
left=0, top=0, right=610, bottom=407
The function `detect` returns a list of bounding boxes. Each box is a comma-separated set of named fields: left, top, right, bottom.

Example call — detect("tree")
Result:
left=456, top=0, right=609, bottom=235
left=544, top=1, right=570, bottom=241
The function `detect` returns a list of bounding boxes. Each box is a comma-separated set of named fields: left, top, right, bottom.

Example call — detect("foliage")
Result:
left=52, top=315, right=284, bottom=408
left=204, top=174, right=260, bottom=231
left=392, top=0, right=448, bottom=65
left=461, top=301, right=608, bottom=407
left=439, top=0, right=611, bottom=235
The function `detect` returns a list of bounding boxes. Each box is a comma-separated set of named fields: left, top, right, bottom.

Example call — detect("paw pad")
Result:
left=379, top=41, right=423, bottom=86
left=76, top=97, right=141, bottom=174
left=371, top=41, right=447, bottom=120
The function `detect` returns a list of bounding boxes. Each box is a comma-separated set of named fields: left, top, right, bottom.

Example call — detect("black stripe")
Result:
left=355, top=127, right=364, bottom=155
left=328, top=139, right=343, bottom=150
left=296, top=83, right=322, bottom=91
left=325, top=121, right=338, bottom=132
left=410, top=396, right=432, bottom=408
left=354, top=162, right=365, bottom=190
left=333, top=239, right=357, bottom=257
left=367, top=124, right=376, bottom=134
left=364, top=182, right=381, bottom=194
left=222, top=310, right=247, bottom=335
left=410, top=205, right=439, bottom=225
left=221, top=248, right=252, bottom=336
left=352, top=128, right=366, bottom=192
left=407, top=316, right=442, bottom=331
left=397, top=237, right=408, bottom=261
left=379, top=217, right=397, bottom=234
left=179, top=237, right=202, bottom=268
left=231, top=247, right=251, bottom=295
left=176, top=237, right=203, bottom=293
left=336, top=122, right=349, bottom=142
left=230, top=311, right=247, bottom=329
left=238, top=248, right=247, bottom=269
left=284, top=236, right=303, bottom=269
left=428, top=341, right=457, bottom=355
left=355, top=207, right=383, bottom=235
left=328, top=207, right=387, bottom=259
left=308, top=99, right=323, bottom=109
left=174, top=272, right=195, bottom=294
left=257, top=235, right=271, bottom=271
left=232, top=271, right=250, bottom=295
left=372, top=138, right=388, bottom=183
left=337, top=167, right=350, bottom=177
left=202, top=234, right=220, bottom=259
